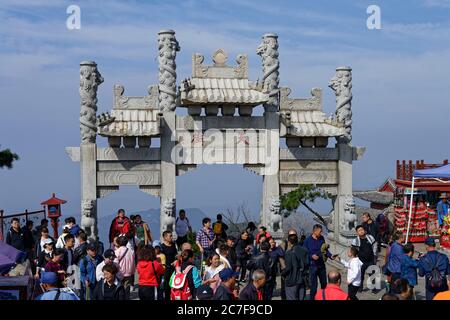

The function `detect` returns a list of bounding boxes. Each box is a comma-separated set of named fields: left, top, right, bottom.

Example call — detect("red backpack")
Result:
left=170, top=265, right=194, bottom=300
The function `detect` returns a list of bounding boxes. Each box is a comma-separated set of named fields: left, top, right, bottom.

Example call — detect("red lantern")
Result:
left=41, top=193, right=67, bottom=238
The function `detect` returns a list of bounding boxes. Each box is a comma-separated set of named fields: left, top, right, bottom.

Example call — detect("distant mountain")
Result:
left=97, top=208, right=209, bottom=243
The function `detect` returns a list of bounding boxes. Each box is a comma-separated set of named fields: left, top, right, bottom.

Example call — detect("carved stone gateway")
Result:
left=66, top=30, right=365, bottom=251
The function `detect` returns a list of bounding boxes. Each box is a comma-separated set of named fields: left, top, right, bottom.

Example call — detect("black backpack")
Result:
left=426, top=254, right=445, bottom=290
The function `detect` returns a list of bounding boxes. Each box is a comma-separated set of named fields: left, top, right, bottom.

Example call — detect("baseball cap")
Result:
left=152, top=240, right=161, bottom=248
left=42, top=238, right=54, bottom=247
left=103, top=249, right=116, bottom=259
left=196, top=284, right=214, bottom=300
left=424, top=237, right=436, bottom=247
left=40, top=272, right=58, bottom=285
left=219, top=268, right=239, bottom=281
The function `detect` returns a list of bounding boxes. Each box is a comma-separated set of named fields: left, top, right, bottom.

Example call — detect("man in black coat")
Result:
left=282, top=233, right=310, bottom=300
left=246, top=241, right=275, bottom=299
left=226, top=236, right=238, bottom=271
left=6, top=218, right=25, bottom=252
left=213, top=268, right=239, bottom=300
left=239, top=269, right=266, bottom=300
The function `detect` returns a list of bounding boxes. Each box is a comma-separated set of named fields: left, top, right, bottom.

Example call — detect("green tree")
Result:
left=0, top=147, right=19, bottom=169
left=280, top=184, right=330, bottom=228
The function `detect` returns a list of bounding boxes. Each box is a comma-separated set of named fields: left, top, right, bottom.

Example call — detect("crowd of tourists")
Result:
left=4, top=209, right=450, bottom=300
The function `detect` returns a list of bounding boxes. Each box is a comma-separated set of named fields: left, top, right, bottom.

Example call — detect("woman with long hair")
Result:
left=202, top=252, right=224, bottom=293
left=137, top=246, right=165, bottom=300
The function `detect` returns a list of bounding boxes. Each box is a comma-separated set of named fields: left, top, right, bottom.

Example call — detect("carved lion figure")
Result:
left=340, top=195, right=356, bottom=232
left=268, top=197, right=282, bottom=232
left=81, top=199, right=97, bottom=240
left=161, top=198, right=176, bottom=233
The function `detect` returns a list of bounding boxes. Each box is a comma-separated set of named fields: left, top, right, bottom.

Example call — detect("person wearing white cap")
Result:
left=55, top=225, right=71, bottom=249
left=35, top=239, right=54, bottom=279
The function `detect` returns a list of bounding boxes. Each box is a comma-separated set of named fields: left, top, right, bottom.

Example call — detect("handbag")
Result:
left=150, top=261, right=163, bottom=300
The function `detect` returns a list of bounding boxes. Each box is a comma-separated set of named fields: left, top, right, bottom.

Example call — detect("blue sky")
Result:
left=1, top=0, right=450, bottom=226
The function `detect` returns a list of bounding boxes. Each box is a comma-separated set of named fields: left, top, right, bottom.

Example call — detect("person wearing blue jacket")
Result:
left=80, top=243, right=103, bottom=300
left=436, top=193, right=449, bottom=226
left=400, top=243, right=419, bottom=298
left=418, top=237, right=450, bottom=300
left=303, top=224, right=336, bottom=300
left=386, top=231, right=404, bottom=293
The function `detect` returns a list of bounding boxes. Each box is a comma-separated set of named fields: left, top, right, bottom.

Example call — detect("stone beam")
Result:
left=97, top=171, right=160, bottom=186
left=280, top=148, right=339, bottom=161
left=66, top=147, right=161, bottom=162
left=179, top=147, right=267, bottom=165
left=281, top=185, right=338, bottom=196
left=279, top=170, right=338, bottom=185
left=66, top=147, right=80, bottom=162
left=139, top=185, right=161, bottom=197
left=352, top=146, right=366, bottom=161
left=97, top=186, right=119, bottom=198
left=280, top=160, right=338, bottom=171
left=176, top=164, right=197, bottom=176
left=97, top=161, right=160, bottom=171
left=177, top=116, right=266, bottom=131
left=97, top=148, right=160, bottom=161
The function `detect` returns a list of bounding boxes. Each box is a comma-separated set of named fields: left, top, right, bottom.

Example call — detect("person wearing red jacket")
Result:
left=109, top=209, right=132, bottom=245
left=137, top=246, right=165, bottom=300
left=314, top=271, right=349, bottom=300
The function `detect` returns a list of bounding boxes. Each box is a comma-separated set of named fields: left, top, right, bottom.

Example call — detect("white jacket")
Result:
left=341, top=257, right=363, bottom=286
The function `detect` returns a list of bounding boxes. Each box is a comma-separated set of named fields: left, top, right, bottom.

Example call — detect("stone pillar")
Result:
left=335, top=143, right=355, bottom=246
left=257, top=33, right=281, bottom=237
left=79, top=61, right=103, bottom=241
left=158, top=30, right=179, bottom=238
left=329, top=66, right=356, bottom=252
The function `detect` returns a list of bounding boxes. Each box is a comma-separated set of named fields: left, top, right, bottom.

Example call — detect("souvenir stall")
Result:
left=395, top=164, right=450, bottom=247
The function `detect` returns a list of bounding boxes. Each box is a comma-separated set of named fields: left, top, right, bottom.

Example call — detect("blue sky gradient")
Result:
left=1, top=0, right=450, bottom=225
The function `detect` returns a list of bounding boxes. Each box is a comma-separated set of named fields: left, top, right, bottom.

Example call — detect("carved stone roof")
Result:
left=98, top=85, right=160, bottom=137
left=280, top=87, right=345, bottom=137
left=354, top=205, right=384, bottom=220
left=180, top=49, right=269, bottom=107
left=353, top=190, right=394, bottom=205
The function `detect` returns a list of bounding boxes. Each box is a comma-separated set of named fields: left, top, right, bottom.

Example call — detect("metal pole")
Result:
left=405, top=177, right=415, bottom=244
left=0, top=210, right=3, bottom=241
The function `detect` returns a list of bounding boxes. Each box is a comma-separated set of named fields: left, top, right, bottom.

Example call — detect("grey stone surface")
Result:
left=79, top=61, right=103, bottom=144
left=97, top=170, right=160, bottom=186
left=258, top=33, right=281, bottom=234
left=159, top=30, right=179, bottom=236
left=80, top=143, right=98, bottom=241
left=329, top=66, right=353, bottom=143
left=177, top=116, right=266, bottom=130
left=96, top=148, right=160, bottom=161
left=67, top=32, right=365, bottom=246
left=158, top=30, right=179, bottom=112
left=279, top=148, right=339, bottom=161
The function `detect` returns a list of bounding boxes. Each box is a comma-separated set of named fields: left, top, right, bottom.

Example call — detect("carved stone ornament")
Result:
left=329, top=66, right=352, bottom=143
left=81, top=199, right=97, bottom=240
left=192, top=50, right=248, bottom=79
left=339, top=195, right=357, bottom=233
left=161, top=198, right=176, bottom=232
left=158, top=30, right=180, bottom=112
left=80, top=61, right=103, bottom=144
left=257, top=33, right=279, bottom=110
left=268, top=197, right=282, bottom=232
